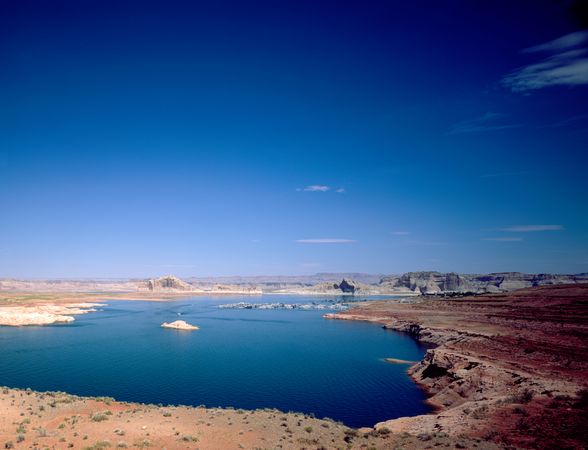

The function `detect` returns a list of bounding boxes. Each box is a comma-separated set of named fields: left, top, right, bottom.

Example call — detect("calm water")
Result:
left=0, top=296, right=430, bottom=427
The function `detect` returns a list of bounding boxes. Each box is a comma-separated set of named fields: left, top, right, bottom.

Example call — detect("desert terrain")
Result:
left=327, top=284, right=588, bottom=449
left=0, top=387, right=502, bottom=450
left=0, top=281, right=587, bottom=448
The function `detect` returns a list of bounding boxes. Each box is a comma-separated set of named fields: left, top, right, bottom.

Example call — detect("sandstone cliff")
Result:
left=379, top=271, right=588, bottom=294
left=146, top=275, right=193, bottom=292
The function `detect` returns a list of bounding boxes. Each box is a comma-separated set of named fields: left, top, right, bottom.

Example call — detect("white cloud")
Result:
left=391, top=231, right=410, bottom=235
left=499, top=225, right=563, bottom=232
left=523, top=31, right=588, bottom=54
left=482, top=237, right=523, bottom=242
left=448, top=112, right=522, bottom=135
left=335, top=188, right=346, bottom=193
left=303, top=185, right=330, bottom=192
left=296, top=239, right=356, bottom=244
left=503, top=32, right=588, bottom=92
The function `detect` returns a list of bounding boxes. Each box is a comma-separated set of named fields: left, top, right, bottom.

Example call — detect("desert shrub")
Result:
left=304, top=426, right=313, bottom=433
left=472, top=405, right=489, bottom=419
left=36, top=427, right=48, bottom=437
left=83, top=441, right=111, bottom=450
left=343, top=429, right=357, bottom=443
left=507, top=389, right=534, bottom=404
left=16, top=435, right=24, bottom=444
left=180, top=435, right=197, bottom=442
left=91, top=413, right=109, bottom=422
left=4, top=442, right=14, bottom=449
left=377, top=427, right=391, bottom=436
left=133, top=439, right=151, bottom=448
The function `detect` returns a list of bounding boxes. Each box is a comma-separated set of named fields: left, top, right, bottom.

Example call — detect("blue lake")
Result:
left=0, top=296, right=431, bottom=427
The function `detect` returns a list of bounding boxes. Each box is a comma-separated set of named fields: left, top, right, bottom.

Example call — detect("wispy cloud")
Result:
left=499, top=225, right=563, bottom=232
left=335, top=188, right=346, bottom=193
left=300, top=185, right=330, bottom=192
left=502, top=31, right=588, bottom=92
left=390, top=231, right=410, bottom=235
left=482, top=237, right=523, bottom=242
left=523, top=31, right=588, bottom=54
left=448, top=112, right=522, bottom=135
left=296, top=239, right=356, bottom=244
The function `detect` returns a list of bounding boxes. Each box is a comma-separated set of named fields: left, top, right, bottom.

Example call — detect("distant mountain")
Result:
left=1, top=272, right=586, bottom=296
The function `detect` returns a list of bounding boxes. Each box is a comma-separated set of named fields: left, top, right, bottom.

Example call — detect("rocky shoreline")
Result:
left=325, top=284, right=588, bottom=449
left=0, top=302, right=106, bottom=326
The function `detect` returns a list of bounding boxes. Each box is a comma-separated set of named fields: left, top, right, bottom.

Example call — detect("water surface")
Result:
left=0, top=295, right=431, bottom=427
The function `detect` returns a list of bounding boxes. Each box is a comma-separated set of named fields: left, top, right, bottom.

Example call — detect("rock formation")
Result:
left=146, top=275, right=193, bottom=292
left=161, top=320, right=199, bottom=330
left=379, top=271, right=588, bottom=294
left=333, top=279, right=356, bottom=293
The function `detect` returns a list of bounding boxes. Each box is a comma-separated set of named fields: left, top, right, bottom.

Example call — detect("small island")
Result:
left=161, top=320, right=199, bottom=331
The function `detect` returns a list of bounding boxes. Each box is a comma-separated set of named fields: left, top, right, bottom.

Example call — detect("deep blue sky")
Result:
left=1, top=0, right=587, bottom=278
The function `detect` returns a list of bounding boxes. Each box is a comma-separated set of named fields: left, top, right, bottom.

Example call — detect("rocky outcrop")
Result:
left=161, top=320, right=199, bottom=330
left=146, top=275, right=193, bottom=292
left=325, top=285, right=588, bottom=447
left=380, top=271, right=588, bottom=294
left=333, top=279, right=356, bottom=293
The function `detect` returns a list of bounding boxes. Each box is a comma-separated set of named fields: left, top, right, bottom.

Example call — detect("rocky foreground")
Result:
left=326, top=284, right=588, bottom=449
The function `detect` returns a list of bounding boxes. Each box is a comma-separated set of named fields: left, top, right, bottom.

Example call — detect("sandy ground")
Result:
left=0, top=387, right=501, bottom=450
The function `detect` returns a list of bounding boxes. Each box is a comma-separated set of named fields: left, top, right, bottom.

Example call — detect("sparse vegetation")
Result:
left=83, top=440, right=112, bottom=450
left=472, top=405, right=489, bottom=419
left=180, top=435, right=198, bottom=442
left=91, top=412, right=110, bottom=422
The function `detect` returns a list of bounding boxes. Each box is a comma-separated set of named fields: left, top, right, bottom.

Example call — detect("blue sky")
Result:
left=1, top=0, right=587, bottom=278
